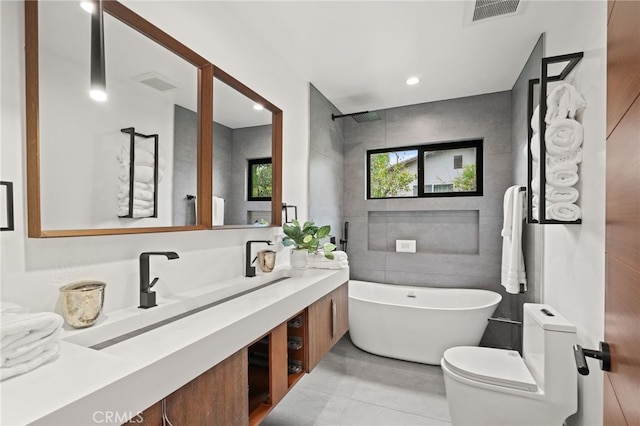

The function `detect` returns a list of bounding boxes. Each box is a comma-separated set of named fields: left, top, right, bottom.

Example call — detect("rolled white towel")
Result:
left=132, top=208, right=154, bottom=218
left=546, top=202, right=582, bottom=221
left=307, top=260, right=349, bottom=270
left=531, top=170, right=540, bottom=193
left=530, top=134, right=540, bottom=161
left=134, top=189, right=153, bottom=201
left=134, top=165, right=154, bottom=183
left=0, top=341, right=60, bottom=381
left=532, top=206, right=539, bottom=221
left=329, top=250, right=348, bottom=261
left=118, top=165, right=131, bottom=183
left=134, top=182, right=153, bottom=191
left=532, top=193, right=539, bottom=207
left=118, top=206, right=129, bottom=217
left=547, top=149, right=582, bottom=171
left=1, top=312, right=63, bottom=352
left=546, top=169, right=579, bottom=188
left=117, top=185, right=129, bottom=200
left=545, top=83, right=587, bottom=124
left=531, top=105, right=540, bottom=134
left=546, top=159, right=578, bottom=174
left=545, top=119, right=584, bottom=155
left=546, top=186, right=579, bottom=204
left=134, top=149, right=155, bottom=167
left=133, top=199, right=153, bottom=209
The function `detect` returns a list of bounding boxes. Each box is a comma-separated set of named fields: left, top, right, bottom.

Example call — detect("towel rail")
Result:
left=527, top=52, right=584, bottom=225
left=119, top=127, right=159, bottom=219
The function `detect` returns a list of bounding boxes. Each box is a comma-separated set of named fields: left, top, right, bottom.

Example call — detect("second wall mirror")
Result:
left=25, top=0, right=282, bottom=236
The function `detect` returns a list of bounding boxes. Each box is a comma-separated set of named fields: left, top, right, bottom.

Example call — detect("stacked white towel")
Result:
left=117, top=143, right=162, bottom=218
left=307, top=251, right=349, bottom=270
left=530, top=83, right=585, bottom=221
left=545, top=83, right=587, bottom=124
left=1, top=304, right=63, bottom=381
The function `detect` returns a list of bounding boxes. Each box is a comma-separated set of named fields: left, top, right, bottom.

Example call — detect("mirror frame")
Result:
left=25, top=0, right=282, bottom=236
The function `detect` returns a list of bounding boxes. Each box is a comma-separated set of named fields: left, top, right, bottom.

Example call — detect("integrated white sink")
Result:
left=61, top=269, right=293, bottom=350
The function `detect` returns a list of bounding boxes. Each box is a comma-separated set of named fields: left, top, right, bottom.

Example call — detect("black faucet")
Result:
left=245, top=241, right=273, bottom=277
left=139, top=252, right=179, bottom=309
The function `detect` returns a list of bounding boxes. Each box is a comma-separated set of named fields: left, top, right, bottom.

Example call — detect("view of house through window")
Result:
left=248, top=158, right=272, bottom=201
left=367, top=140, right=482, bottom=199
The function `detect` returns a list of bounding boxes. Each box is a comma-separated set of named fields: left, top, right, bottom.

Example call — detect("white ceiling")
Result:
left=220, top=0, right=589, bottom=114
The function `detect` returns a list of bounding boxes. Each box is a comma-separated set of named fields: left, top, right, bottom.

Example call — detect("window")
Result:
left=247, top=158, right=272, bottom=201
left=453, top=155, right=463, bottom=169
left=367, top=140, right=482, bottom=199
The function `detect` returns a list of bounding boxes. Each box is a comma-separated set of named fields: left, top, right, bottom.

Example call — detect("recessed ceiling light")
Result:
left=80, top=1, right=95, bottom=14
left=406, top=77, right=420, bottom=86
left=253, top=104, right=264, bottom=111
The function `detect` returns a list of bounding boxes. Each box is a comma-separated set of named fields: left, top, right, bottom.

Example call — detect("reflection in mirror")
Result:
left=171, top=78, right=273, bottom=226
left=34, top=1, right=203, bottom=232
left=212, top=78, right=273, bottom=226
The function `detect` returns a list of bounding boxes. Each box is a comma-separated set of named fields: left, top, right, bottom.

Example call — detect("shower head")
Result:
left=331, top=111, right=381, bottom=123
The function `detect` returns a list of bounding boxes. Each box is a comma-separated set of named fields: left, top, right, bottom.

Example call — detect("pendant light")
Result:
left=89, top=0, right=107, bottom=101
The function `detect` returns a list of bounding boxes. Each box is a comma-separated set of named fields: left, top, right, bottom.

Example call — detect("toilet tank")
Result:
left=522, top=303, right=577, bottom=393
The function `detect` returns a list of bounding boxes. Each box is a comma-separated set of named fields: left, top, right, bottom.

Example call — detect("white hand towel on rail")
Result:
left=545, top=119, right=584, bottom=155
left=546, top=186, right=580, bottom=204
left=546, top=202, right=582, bottom=221
left=501, top=186, right=527, bottom=294
left=545, top=83, right=587, bottom=123
left=546, top=169, right=579, bottom=188
left=213, top=196, right=225, bottom=226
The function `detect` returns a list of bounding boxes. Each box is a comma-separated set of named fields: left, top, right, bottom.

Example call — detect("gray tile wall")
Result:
left=173, top=105, right=198, bottom=226
left=309, top=84, right=345, bottom=241
left=173, top=105, right=271, bottom=226
left=342, top=91, right=513, bottom=348
left=508, top=34, right=545, bottom=351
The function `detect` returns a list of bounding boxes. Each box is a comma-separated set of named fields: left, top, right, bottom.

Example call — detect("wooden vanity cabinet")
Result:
left=307, top=283, right=349, bottom=372
left=126, top=281, right=348, bottom=426
left=129, top=348, right=248, bottom=426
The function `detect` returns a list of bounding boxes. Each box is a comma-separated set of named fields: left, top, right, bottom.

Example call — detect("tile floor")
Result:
left=262, top=334, right=452, bottom=426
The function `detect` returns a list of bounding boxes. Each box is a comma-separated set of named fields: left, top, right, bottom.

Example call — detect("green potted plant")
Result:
left=282, top=220, right=336, bottom=268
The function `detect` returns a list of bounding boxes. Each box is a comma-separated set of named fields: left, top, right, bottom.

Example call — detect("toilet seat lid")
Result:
left=443, top=346, right=538, bottom=392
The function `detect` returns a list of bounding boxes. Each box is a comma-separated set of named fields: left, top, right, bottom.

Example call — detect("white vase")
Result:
left=290, top=249, right=308, bottom=269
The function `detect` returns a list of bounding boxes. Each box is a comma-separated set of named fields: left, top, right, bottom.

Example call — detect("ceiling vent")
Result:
left=132, top=72, right=178, bottom=92
left=472, top=0, right=520, bottom=22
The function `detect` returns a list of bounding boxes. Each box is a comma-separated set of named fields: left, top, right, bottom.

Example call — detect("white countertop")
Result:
left=0, top=267, right=349, bottom=426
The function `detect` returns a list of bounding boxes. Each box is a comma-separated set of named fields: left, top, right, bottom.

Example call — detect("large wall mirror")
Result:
left=25, top=0, right=281, bottom=236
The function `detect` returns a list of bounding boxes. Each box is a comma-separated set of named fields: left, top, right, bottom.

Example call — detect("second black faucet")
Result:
left=245, top=241, right=273, bottom=277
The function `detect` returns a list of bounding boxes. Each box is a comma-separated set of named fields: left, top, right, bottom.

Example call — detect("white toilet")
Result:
left=441, top=303, right=578, bottom=426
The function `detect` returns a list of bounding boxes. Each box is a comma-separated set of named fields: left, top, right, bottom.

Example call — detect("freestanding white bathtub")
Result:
left=348, top=280, right=502, bottom=365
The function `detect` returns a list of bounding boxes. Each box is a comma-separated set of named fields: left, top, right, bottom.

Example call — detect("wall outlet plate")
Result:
left=396, top=240, right=416, bottom=253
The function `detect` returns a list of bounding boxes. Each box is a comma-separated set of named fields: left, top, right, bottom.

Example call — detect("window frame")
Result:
left=366, top=139, right=483, bottom=199
left=247, top=157, right=272, bottom=201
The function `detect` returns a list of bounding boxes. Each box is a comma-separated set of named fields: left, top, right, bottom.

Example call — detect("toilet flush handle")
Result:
left=573, top=341, right=611, bottom=375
